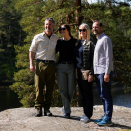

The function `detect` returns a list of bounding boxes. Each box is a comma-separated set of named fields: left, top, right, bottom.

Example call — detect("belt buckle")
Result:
left=45, top=60, right=49, bottom=63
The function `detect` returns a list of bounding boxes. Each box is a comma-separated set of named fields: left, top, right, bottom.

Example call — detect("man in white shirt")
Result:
left=92, top=20, right=113, bottom=126
left=29, top=18, right=58, bottom=117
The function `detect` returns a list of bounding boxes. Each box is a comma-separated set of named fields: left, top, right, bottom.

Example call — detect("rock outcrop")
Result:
left=0, top=105, right=131, bottom=131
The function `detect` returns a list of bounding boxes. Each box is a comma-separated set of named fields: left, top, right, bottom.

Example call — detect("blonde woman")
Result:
left=74, top=23, right=95, bottom=122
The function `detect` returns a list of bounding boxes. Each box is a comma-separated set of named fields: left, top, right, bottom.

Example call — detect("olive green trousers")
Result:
left=34, top=61, right=55, bottom=109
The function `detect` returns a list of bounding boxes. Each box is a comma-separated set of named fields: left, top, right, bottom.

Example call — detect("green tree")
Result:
left=10, top=44, right=35, bottom=107
left=0, top=0, right=26, bottom=85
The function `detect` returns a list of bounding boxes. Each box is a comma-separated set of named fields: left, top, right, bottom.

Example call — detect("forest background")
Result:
left=0, top=0, right=131, bottom=107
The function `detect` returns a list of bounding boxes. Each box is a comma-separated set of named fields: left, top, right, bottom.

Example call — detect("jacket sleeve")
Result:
left=89, top=41, right=95, bottom=75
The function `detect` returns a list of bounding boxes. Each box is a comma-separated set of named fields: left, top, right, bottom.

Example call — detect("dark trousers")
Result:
left=95, top=71, right=113, bottom=121
left=35, top=61, right=55, bottom=109
left=76, top=68, right=93, bottom=118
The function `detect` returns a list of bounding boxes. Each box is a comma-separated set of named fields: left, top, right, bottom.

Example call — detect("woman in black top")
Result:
left=74, top=23, right=95, bottom=122
left=56, top=24, right=77, bottom=118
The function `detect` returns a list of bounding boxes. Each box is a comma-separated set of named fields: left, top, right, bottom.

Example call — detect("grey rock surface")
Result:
left=0, top=105, right=131, bottom=131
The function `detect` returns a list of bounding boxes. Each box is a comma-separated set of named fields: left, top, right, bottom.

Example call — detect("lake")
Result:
left=0, top=88, right=22, bottom=111
left=0, top=83, right=131, bottom=112
left=93, top=85, right=131, bottom=108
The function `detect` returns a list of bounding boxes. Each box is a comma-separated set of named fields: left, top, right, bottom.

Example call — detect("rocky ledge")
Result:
left=0, top=105, right=131, bottom=131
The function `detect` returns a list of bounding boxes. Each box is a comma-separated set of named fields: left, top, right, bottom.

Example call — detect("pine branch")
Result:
left=86, top=0, right=92, bottom=8
left=106, top=0, right=117, bottom=15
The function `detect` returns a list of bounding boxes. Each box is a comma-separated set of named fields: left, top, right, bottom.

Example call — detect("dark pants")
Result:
left=95, top=71, right=113, bottom=121
left=76, top=68, right=93, bottom=118
left=35, top=61, right=55, bottom=109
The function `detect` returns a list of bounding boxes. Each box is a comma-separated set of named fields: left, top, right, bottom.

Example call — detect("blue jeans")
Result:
left=57, top=64, right=76, bottom=113
left=95, top=71, right=113, bottom=121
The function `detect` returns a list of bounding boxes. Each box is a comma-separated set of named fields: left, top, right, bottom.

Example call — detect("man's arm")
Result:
left=104, top=37, right=113, bottom=82
left=29, top=51, right=35, bottom=72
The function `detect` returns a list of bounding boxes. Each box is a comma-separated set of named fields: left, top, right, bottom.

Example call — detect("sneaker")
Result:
left=94, top=115, right=105, bottom=123
left=62, top=106, right=66, bottom=116
left=97, top=117, right=112, bottom=126
left=80, top=115, right=90, bottom=123
left=64, top=113, right=70, bottom=119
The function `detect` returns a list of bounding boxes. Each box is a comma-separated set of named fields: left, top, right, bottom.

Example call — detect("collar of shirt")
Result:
left=43, top=31, right=54, bottom=37
left=97, top=32, right=105, bottom=40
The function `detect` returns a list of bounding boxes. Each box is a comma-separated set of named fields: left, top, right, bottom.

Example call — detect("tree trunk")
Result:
left=75, top=0, right=82, bottom=26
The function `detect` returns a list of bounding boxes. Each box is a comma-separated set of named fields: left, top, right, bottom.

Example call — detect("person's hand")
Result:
left=104, top=74, right=110, bottom=82
left=88, top=75, right=94, bottom=82
left=30, top=64, right=35, bottom=72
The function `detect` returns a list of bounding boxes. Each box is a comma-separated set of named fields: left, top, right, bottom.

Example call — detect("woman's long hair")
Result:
left=79, top=23, right=90, bottom=43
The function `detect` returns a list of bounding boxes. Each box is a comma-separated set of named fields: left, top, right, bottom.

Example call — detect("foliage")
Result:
left=0, top=0, right=26, bottom=84
left=10, top=44, right=35, bottom=107
left=8, top=0, right=131, bottom=107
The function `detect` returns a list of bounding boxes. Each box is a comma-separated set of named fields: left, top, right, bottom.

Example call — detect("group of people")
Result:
left=29, top=17, right=113, bottom=126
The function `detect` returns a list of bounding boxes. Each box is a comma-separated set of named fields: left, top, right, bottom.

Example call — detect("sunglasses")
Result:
left=59, top=28, right=66, bottom=31
left=79, top=29, right=86, bottom=32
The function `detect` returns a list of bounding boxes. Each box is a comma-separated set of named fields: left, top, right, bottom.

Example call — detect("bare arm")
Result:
left=29, top=51, right=35, bottom=72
